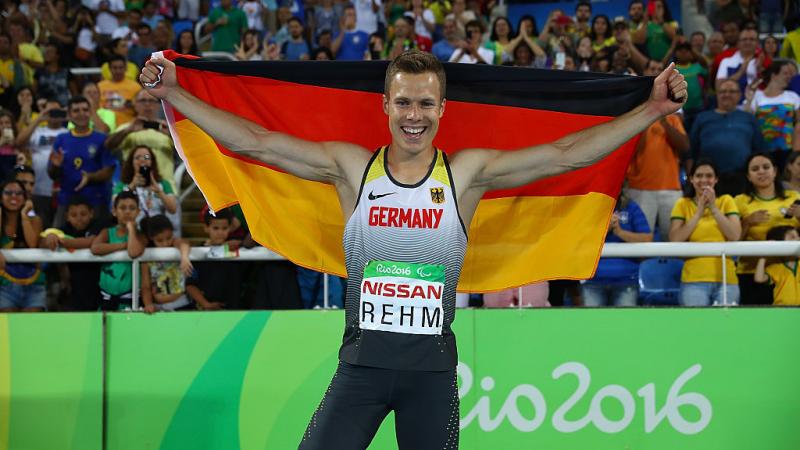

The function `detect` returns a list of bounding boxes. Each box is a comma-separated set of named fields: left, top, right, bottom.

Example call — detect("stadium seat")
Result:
left=639, top=258, right=683, bottom=306
left=172, top=20, right=194, bottom=38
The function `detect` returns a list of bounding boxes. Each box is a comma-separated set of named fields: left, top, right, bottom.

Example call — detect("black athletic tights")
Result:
left=298, top=361, right=460, bottom=450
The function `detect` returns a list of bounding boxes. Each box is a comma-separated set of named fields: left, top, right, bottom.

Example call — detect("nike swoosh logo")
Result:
left=368, top=191, right=396, bottom=200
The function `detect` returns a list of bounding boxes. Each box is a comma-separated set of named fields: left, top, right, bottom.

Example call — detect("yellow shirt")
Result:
left=765, top=261, right=800, bottom=305
left=101, top=61, right=140, bottom=82
left=98, top=79, right=141, bottom=126
left=18, top=43, right=43, bottom=65
left=780, top=28, right=800, bottom=64
left=735, top=191, right=800, bottom=273
left=671, top=195, right=739, bottom=284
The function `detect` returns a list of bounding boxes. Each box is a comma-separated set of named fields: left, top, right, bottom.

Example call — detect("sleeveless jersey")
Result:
left=340, top=146, right=467, bottom=371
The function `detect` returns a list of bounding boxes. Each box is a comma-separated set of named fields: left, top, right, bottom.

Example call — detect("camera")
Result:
left=143, top=120, right=160, bottom=130
left=49, top=109, right=67, bottom=119
left=139, top=165, right=151, bottom=186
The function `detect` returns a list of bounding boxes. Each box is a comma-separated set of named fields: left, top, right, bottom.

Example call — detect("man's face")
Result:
left=220, top=0, right=232, bottom=9
left=394, top=19, right=410, bottom=39
left=722, top=23, right=740, bottom=46
left=343, top=8, right=356, bottom=28
left=738, top=30, right=758, bottom=54
left=110, top=61, right=126, bottom=81
left=137, top=26, right=152, bottom=45
left=628, top=2, right=643, bottom=21
left=15, top=173, right=34, bottom=196
left=128, top=11, right=142, bottom=28
left=289, top=20, right=303, bottom=38
left=466, top=25, right=481, bottom=42
left=318, top=32, right=332, bottom=49
left=134, top=91, right=159, bottom=119
left=576, top=5, right=591, bottom=22
left=443, top=19, right=457, bottom=39
left=690, top=33, right=705, bottom=51
left=44, top=45, right=58, bottom=63
left=69, top=101, right=91, bottom=128
left=707, top=32, right=724, bottom=54
left=383, top=72, right=444, bottom=155
left=66, top=204, right=93, bottom=231
left=716, top=81, right=741, bottom=111
left=82, top=83, right=100, bottom=105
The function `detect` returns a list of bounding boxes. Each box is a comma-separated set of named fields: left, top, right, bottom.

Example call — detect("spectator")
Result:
left=113, top=144, right=177, bottom=224
left=784, top=151, right=800, bottom=191
left=711, top=0, right=747, bottom=29
left=48, top=96, right=115, bottom=227
left=41, top=196, right=103, bottom=311
left=633, top=0, right=677, bottom=62
left=445, top=0, right=476, bottom=36
left=689, top=31, right=705, bottom=56
left=281, top=18, right=311, bottom=60
left=589, top=15, right=615, bottom=52
left=13, top=165, right=34, bottom=203
left=431, top=16, right=460, bottom=62
left=34, top=42, right=72, bottom=108
left=690, top=78, right=765, bottom=195
left=332, top=5, right=369, bottom=60
left=0, top=110, right=20, bottom=178
left=612, top=19, right=648, bottom=73
left=297, top=266, right=345, bottom=309
left=92, top=0, right=123, bottom=38
left=569, top=1, right=592, bottom=42
left=735, top=152, right=800, bottom=304
left=490, top=16, right=544, bottom=66
left=762, top=35, right=780, bottom=60
left=141, top=0, right=165, bottom=30
left=355, top=0, right=382, bottom=35
left=90, top=190, right=147, bottom=311
left=317, top=30, right=333, bottom=52
left=98, top=54, right=141, bottom=126
left=669, top=160, right=741, bottom=306
left=271, top=7, right=293, bottom=48
left=705, top=31, right=724, bottom=66
left=582, top=192, right=651, bottom=307
left=673, top=40, right=707, bottom=128
left=716, top=28, right=764, bottom=91
left=384, top=16, right=417, bottom=60
left=449, top=19, right=493, bottom=64
left=11, top=87, right=37, bottom=132
left=628, top=0, right=646, bottom=35
left=206, top=0, right=248, bottom=53
left=755, top=225, right=800, bottom=305
left=626, top=59, right=688, bottom=237
left=241, top=0, right=265, bottom=32
left=0, top=35, right=23, bottom=107
left=112, top=9, right=143, bottom=41
left=129, top=24, right=156, bottom=68
left=75, top=81, right=114, bottom=134
left=235, top=29, right=264, bottom=61
left=312, top=47, right=333, bottom=60
left=511, top=40, right=545, bottom=68
left=152, top=21, right=173, bottom=51
left=100, top=38, right=139, bottom=81
left=70, top=7, right=98, bottom=66
left=173, top=30, right=199, bottom=56
left=574, top=35, right=593, bottom=71
left=140, top=214, right=193, bottom=313
left=185, top=208, right=241, bottom=310
left=405, top=0, right=435, bottom=41
left=744, top=60, right=800, bottom=172
left=539, top=10, right=573, bottom=59
left=8, top=17, right=43, bottom=70
left=16, top=98, right=67, bottom=227
left=106, top=89, right=176, bottom=189
left=314, top=0, right=339, bottom=38
left=0, top=179, right=44, bottom=312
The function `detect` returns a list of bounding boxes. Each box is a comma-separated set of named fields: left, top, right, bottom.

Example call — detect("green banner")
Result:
left=2, top=309, right=799, bottom=449
left=103, top=309, right=800, bottom=450
left=0, top=313, right=103, bottom=450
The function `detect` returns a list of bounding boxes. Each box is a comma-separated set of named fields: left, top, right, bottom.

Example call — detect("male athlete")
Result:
left=140, top=50, right=687, bottom=449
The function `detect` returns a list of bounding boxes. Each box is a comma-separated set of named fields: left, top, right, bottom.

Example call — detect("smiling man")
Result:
left=140, top=50, right=687, bottom=450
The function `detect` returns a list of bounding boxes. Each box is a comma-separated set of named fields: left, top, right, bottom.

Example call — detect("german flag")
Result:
left=161, top=50, right=652, bottom=292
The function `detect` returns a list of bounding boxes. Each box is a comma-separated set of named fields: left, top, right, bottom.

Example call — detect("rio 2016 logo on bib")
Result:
left=360, top=260, right=446, bottom=335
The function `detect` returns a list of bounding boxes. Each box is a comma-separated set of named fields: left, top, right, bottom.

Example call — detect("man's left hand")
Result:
left=647, top=63, right=687, bottom=117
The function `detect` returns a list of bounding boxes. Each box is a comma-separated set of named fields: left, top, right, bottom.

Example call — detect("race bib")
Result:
left=360, top=260, right=445, bottom=335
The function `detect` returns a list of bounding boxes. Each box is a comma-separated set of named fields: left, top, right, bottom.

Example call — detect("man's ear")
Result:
left=383, top=94, right=389, bottom=115
left=439, top=98, right=446, bottom=118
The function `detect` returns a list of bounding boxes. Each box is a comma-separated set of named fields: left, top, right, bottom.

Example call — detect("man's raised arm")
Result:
left=453, top=64, right=688, bottom=193
left=139, top=57, right=370, bottom=186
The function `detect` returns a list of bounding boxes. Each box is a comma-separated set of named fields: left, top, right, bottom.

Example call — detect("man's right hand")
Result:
left=140, top=57, right=177, bottom=100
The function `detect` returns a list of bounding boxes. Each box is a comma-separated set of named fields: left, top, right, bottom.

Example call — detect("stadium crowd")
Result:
left=0, top=0, right=798, bottom=312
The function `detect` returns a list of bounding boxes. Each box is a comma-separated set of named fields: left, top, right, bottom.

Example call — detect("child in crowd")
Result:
left=186, top=208, right=242, bottom=310
left=91, top=191, right=147, bottom=311
left=755, top=225, right=800, bottom=305
left=140, top=214, right=193, bottom=313
left=0, top=179, right=44, bottom=312
left=42, top=196, right=103, bottom=311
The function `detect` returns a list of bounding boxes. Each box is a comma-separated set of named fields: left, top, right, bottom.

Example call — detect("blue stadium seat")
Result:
left=172, top=20, right=194, bottom=38
left=639, top=258, right=683, bottom=306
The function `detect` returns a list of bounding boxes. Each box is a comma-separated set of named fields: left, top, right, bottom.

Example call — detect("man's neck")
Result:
left=72, top=126, right=91, bottom=135
left=714, top=107, right=736, bottom=114
left=385, top=144, right=436, bottom=184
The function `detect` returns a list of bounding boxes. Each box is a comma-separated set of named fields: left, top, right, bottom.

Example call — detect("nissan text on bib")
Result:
left=360, top=260, right=445, bottom=335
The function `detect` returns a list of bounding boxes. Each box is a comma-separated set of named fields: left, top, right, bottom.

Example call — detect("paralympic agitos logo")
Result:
left=457, top=361, right=712, bottom=435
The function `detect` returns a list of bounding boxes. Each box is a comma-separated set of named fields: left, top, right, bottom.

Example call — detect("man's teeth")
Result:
left=402, top=127, right=425, bottom=135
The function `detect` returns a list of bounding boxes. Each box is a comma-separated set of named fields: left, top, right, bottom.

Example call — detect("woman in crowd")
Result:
left=113, top=145, right=177, bottom=225
left=0, top=179, right=44, bottom=312
left=762, top=35, right=780, bottom=60
left=234, top=29, right=264, bottom=61
left=11, top=86, right=38, bottom=132
left=486, top=16, right=516, bottom=65
left=744, top=60, right=800, bottom=173
left=173, top=30, right=199, bottom=56
left=783, top=151, right=800, bottom=191
left=669, top=160, right=741, bottom=306
left=582, top=191, right=652, bottom=307
left=634, top=0, right=677, bottom=62
left=0, top=109, right=20, bottom=179
left=589, top=15, right=615, bottom=52
left=735, top=152, right=800, bottom=304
